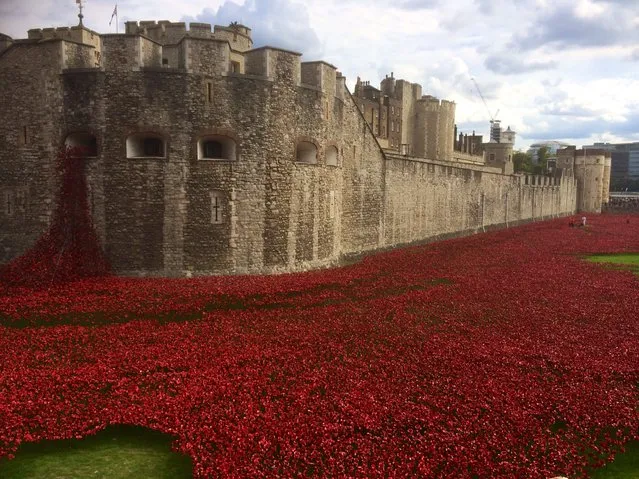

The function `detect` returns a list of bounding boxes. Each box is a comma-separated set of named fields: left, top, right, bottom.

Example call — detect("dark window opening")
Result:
left=65, top=132, right=98, bottom=157
left=198, top=135, right=236, bottom=160
left=231, top=61, right=240, bottom=73
left=126, top=134, right=166, bottom=158
left=162, top=58, right=169, bottom=66
left=144, top=138, right=163, bottom=157
left=204, top=141, right=223, bottom=159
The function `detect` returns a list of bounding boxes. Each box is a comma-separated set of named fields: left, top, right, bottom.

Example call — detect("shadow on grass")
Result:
left=0, top=425, right=192, bottom=479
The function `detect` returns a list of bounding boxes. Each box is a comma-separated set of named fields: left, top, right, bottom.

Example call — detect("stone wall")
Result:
left=383, top=154, right=577, bottom=247
left=0, top=25, right=590, bottom=277
left=0, top=41, right=66, bottom=263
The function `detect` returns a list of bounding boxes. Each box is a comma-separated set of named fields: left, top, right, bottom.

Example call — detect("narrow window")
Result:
left=231, top=61, right=240, bottom=73
left=210, top=191, right=224, bottom=224
left=207, top=82, right=212, bottom=103
left=489, top=153, right=495, bottom=162
left=16, top=189, right=26, bottom=212
left=162, top=58, right=169, bottom=66
left=5, top=192, right=13, bottom=216
left=22, top=126, right=28, bottom=145
left=329, top=191, right=336, bottom=219
left=326, top=145, right=338, bottom=166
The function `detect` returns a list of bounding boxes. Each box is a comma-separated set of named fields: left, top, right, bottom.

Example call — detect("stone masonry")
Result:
left=0, top=20, right=602, bottom=276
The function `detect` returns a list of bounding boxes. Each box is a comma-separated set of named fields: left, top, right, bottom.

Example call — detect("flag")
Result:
left=109, top=4, right=118, bottom=25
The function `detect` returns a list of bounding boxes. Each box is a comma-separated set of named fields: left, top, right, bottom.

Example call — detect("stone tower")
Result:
left=557, top=147, right=611, bottom=213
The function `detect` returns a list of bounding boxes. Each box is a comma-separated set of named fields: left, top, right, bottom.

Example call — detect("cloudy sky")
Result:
left=1, top=0, right=638, bottom=150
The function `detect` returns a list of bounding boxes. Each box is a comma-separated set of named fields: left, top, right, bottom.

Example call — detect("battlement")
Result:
left=28, top=25, right=99, bottom=41
left=417, top=95, right=455, bottom=109
left=125, top=20, right=217, bottom=44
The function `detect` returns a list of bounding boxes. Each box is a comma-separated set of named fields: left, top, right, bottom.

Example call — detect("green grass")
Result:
left=586, top=253, right=639, bottom=275
left=590, top=441, right=639, bottom=479
left=0, top=426, right=192, bottom=479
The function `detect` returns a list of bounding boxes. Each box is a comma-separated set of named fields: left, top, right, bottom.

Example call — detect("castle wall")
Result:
left=383, top=154, right=577, bottom=246
left=558, top=148, right=609, bottom=213
left=395, top=80, right=421, bottom=151
left=437, top=100, right=455, bottom=161
left=0, top=41, right=66, bottom=263
left=0, top=25, right=592, bottom=277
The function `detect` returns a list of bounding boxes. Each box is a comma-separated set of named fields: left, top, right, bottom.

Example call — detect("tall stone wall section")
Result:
left=383, top=154, right=577, bottom=247
left=0, top=41, right=66, bottom=264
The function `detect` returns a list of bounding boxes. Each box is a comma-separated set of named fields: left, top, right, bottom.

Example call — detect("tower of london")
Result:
left=0, top=19, right=611, bottom=276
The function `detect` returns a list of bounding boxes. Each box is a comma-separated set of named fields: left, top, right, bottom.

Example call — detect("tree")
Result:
left=513, top=150, right=533, bottom=173
left=537, top=146, right=549, bottom=172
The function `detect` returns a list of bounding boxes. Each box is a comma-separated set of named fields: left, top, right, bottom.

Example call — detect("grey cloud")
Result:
left=630, top=49, right=639, bottom=61
left=394, top=0, right=440, bottom=9
left=512, top=4, right=637, bottom=51
left=522, top=111, right=639, bottom=142
left=341, top=0, right=439, bottom=9
left=475, top=0, right=494, bottom=16
left=539, top=104, right=598, bottom=117
left=184, top=0, right=322, bottom=59
left=484, top=55, right=557, bottom=74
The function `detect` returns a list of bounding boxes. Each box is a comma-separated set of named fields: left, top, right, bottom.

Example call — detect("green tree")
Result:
left=513, top=150, right=533, bottom=173
left=537, top=146, right=549, bottom=172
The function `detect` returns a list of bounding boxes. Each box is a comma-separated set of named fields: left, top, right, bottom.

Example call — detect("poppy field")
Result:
left=1, top=211, right=638, bottom=478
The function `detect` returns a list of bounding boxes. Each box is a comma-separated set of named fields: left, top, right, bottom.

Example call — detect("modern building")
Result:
left=527, top=141, right=571, bottom=164
left=582, top=142, right=639, bottom=185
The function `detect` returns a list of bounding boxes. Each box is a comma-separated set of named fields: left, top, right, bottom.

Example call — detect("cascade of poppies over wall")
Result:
left=0, top=147, right=110, bottom=289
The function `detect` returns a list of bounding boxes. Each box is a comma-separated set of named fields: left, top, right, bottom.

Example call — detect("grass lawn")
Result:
left=591, top=441, right=639, bottom=479
left=587, top=253, right=639, bottom=275
left=2, top=433, right=637, bottom=479
left=0, top=426, right=192, bottom=479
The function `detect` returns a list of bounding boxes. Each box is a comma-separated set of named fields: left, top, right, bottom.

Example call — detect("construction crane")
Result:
left=471, top=77, right=501, bottom=142
left=470, top=77, right=499, bottom=121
